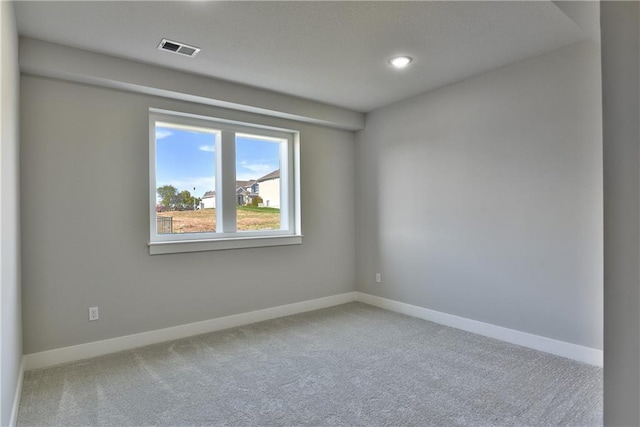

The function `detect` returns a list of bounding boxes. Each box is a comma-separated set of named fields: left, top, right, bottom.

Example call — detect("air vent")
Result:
left=158, top=38, right=200, bottom=57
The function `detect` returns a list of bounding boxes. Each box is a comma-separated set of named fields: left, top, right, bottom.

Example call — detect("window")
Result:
left=149, top=109, right=301, bottom=254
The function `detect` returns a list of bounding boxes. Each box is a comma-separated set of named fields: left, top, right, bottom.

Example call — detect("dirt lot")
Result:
left=157, top=207, right=280, bottom=233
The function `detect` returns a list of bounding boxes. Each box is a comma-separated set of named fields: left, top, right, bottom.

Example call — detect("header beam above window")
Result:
left=20, top=37, right=365, bottom=131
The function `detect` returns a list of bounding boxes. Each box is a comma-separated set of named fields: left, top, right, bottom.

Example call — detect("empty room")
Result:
left=1, top=1, right=639, bottom=426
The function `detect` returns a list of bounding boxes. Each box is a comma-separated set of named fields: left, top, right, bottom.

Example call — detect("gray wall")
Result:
left=20, top=76, right=355, bottom=354
left=1, top=1, right=22, bottom=425
left=355, top=41, right=603, bottom=350
left=601, top=2, right=640, bottom=425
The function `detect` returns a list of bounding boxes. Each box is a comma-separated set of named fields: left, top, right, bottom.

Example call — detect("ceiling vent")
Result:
left=158, top=38, right=200, bottom=57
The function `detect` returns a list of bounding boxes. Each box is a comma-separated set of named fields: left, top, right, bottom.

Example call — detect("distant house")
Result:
left=202, top=180, right=261, bottom=209
left=235, top=180, right=259, bottom=206
left=201, top=191, right=216, bottom=209
left=257, top=169, right=280, bottom=208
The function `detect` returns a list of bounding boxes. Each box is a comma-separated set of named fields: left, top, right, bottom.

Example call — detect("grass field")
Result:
left=157, top=206, right=280, bottom=233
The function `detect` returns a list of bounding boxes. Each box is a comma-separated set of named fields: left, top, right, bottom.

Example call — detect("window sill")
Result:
left=148, top=234, right=303, bottom=255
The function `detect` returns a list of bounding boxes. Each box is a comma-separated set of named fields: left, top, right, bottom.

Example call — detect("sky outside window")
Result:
left=155, top=125, right=280, bottom=198
left=236, top=134, right=281, bottom=182
left=155, top=123, right=217, bottom=198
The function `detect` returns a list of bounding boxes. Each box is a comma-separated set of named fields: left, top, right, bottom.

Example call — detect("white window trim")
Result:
left=148, top=108, right=302, bottom=255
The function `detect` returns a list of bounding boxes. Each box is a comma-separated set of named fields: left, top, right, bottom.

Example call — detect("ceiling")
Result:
left=14, top=1, right=589, bottom=113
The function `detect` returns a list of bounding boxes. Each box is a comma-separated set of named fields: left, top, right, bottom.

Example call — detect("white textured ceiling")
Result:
left=14, top=1, right=588, bottom=112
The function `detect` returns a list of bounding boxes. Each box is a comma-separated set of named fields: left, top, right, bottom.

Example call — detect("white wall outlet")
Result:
left=89, top=306, right=99, bottom=321
left=375, top=273, right=382, bottom=283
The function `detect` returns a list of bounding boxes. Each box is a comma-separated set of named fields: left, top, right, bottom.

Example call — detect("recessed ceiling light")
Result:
left=389, top=56, right=413, bottom=69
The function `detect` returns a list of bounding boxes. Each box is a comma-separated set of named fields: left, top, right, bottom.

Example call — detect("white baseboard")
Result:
left=356, top=292, right=603, bottom=367
left=23, top=291, right=603, bottom=371
left=9, top=356, right=24, bottom=427
left=24, top=292, right=357, bottom=370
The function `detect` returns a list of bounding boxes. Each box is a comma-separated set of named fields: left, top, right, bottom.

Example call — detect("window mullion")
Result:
left=218, top=130, right=237, bottom=233
left=279, top=140, right=289, bottom=230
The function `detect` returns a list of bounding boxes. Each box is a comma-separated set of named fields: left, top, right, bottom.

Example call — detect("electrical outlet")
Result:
left=375, top=273, right=381, bottom=283
left=89, top=306, right=99, bottom=321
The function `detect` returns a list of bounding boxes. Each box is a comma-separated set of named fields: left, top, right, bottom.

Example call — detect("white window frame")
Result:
left=148, top=108, right=302, bottom=255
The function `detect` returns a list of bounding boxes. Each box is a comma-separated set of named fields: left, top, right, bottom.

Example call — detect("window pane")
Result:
left=155, top=122, right=218, bottom=234
left=235, top=134, right=282, bottom=231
